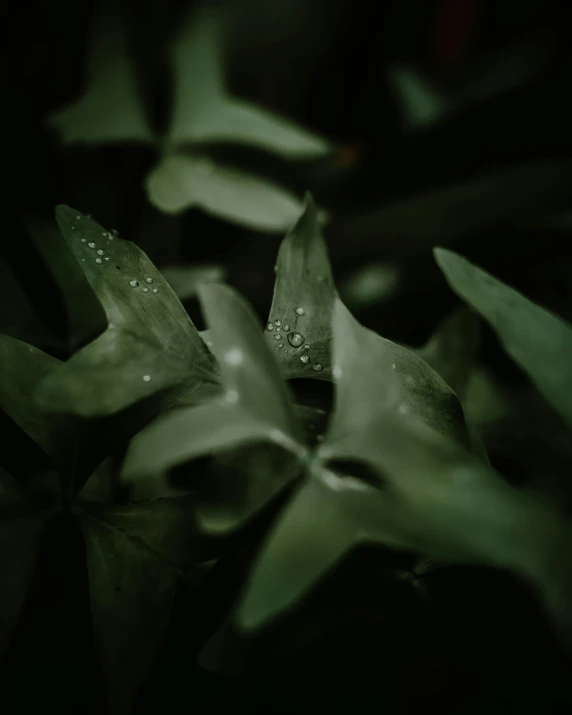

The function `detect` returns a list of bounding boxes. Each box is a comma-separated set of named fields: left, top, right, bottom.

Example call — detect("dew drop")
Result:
left=275, top=325, right=281, bottom=331
left=88, top=242, right=96, bottom=249
left=278, top=343, right=283, bottom=348
left=312, top=363, right=323, bottom=372
left=101, top=232, right=107, bottom=237
left=288, top=331, right=305, bottom=348
left=111, top=229, right=118, bottom=237
left=97, top=249, right=105, bottom=255
left=80, top=238, right=86, bottom=243
left=142, top=375, right=151, bottom=382
left=143, top=287, right=149, bottom=293
left=295, top=307, right=305, bottom=316
left=129, top=280, right=139, bottom=288
left=75, top=214, right=81, bottom=220
left=145, top=277, right=153, bottom=284
left=266, top=323, right=274, bottom=331
left=300, top=355, right=310, bottom=364
left=392, top=363, right=396, bottom=370
left=152, top=288, right=159, bottom=294
left=274, top=320, right=281, bottom=327
left=283, top=324, right=290, bottom=331
left=71, top=226, right=76, bottom=231
left=274, top=333, right=281, bottom=340
left=304, top=344, right=310, bottom=350
left=95, top=258, right=103, bottom=264
left=105, top=257, right=110, bottom=261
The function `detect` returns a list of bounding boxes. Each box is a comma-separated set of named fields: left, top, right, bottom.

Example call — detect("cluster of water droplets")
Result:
left=72, top=217, right=161, bottom=294
left=266, top=307, right=323, bottom=371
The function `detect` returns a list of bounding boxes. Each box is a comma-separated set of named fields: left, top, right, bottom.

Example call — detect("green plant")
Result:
left=47, top=0, right=330, bottom=232
left=1, top=198, right=571, bottom=714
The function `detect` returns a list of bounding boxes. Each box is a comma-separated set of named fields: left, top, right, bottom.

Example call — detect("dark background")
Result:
left=3, top=0, right=572, bottom=712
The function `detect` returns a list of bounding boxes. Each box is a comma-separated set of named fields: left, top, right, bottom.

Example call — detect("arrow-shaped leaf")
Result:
left=167, top=6, right=330, bottom=158
left=35, top=207, right=215, bottom=417
left=47, top=0, right=153, bottom=145
left=265, top=195, right=337, bottom=379
left=146, top=154, right=304, bottom=232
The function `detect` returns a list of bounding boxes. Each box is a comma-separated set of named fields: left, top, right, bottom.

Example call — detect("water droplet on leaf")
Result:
left=80, top=238, right=86, bottom=243
left=288, top=332, right=305, bottom=347
left=274, top=333, right=281, bottom=340
left=267, top=323, right=274, bottom=331
left=274, top=320, right=281, bottom=327
left=152, top=288, right=159, bottom=294
left=97, top=249, right=105, bottom=256
left=129, top=280, right=139, bottom=288
left=295, top=307, right=305, bottom=316
left=300, top=355, right=310, bottom=364
left=88, top=242, right=96, bottom=249
left=95, top=258, right=103, bottom=264
left=145, top=277, right=153, bottom=284
left=312, top=363, right=323, bottom=372
left=283, top=324, right=290, bottom=331
left=142, top=375, right=151, bottom=382
left=143, top=287, right=149, bottom=293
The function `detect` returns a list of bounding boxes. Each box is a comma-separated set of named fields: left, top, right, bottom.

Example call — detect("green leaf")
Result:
left=237, top=472, right=360, bottom=629
left=0, top=336, right=67, bottom=468
left=146, top=154, right=304, bottom=232
left=123, top=282, right=305, bottom=485
left=198, top=282, right=301, bottom=439
left=417, top=306, right=481, bottom=400
left=75, top=494, right=206, bottom=714
left=24, top=215, right=106, bottom=350
left=321, top=417, right=531, bottom=563
left=435, top=248, right=572, bottom=430
left=327, top=299, right=472, bottom=449
left=47, top=0, right=153, bottom=145
left=167, top=6, right=330, bottom=158
left=0, top=257, right=60, bottom=349
left=0, top=467, right=57, bottom=658
left=389, top=41, right=546, bottom=132
left=265, top=195, right=337, bottom=379
left=161, top=264, right=226, bottom=302
left=35, top=207, right=215, bottom=417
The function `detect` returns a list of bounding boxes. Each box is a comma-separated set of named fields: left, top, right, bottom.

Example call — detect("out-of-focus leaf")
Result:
left=327, top=299, right=471, bottom=449
left=266, top=195, right=337, bottom=379
left=75, top=493, right=208, bottom=714
left=0, top=467, right=58, bottom=658
left=160, top=264, right=225, bottom=302
left=0, top=258, right=59, bottom=349
left=167, top=6, right=330, bottom=158
left=417, top=306, right=481, bottom=400
left=237, top=472, right=362, bottom=629
left=35, top=207, right=215, bottom=417
left=333, top=160, right=572, bottom=260
left=0, top=336, right=69, bottom=471
left=435, top=248, right=572, bottom=429
left=47, top=0, right=153, bottom=145
left=123, top=283, right=305, bottom=487
left=146, top=154, right=303, bottom=232
left=198, top=282, right=301, bottom=438
left=24, top=216, right=106, bottom=349
left=389, top=40, right=546, bottom=132
left=339, top=262, right=401, bottom=309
